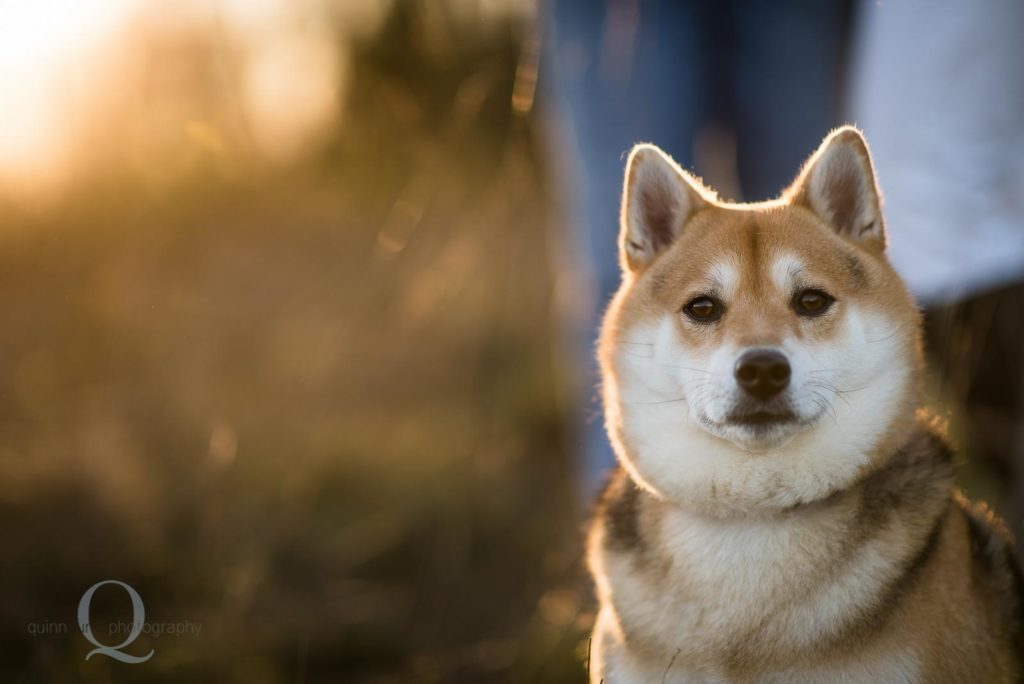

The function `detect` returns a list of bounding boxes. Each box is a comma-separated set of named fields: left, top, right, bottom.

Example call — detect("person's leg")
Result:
left=848, top=0, right=1024, bottom=536
left=544, top=0, right=709, bottom=497
left=729, top=0, right=851, bottom=201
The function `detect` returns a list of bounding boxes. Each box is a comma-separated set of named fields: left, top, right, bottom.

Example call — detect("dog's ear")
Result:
left=788, top=126, right=886, bottom=253
left=620, top=144, right=709, bottom=273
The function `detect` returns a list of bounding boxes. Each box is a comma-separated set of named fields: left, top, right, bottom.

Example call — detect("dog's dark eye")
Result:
left=683, top=296, right=724, bottom=322
left=793, top=289, right=835, bottom=317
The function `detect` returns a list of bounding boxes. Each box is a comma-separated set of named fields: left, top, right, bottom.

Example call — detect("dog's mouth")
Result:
left=725, top=409, right=797, bottom=427
left=698, top=404, right=809, bottom=450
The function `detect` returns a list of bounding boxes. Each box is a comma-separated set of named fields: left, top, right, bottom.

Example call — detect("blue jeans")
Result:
left=544, top=0, right=850, bottom=497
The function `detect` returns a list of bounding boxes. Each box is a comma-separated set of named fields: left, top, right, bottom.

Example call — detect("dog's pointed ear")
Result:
left=788, top=126, right=886, bottom=253
left=620, top=144, right=709, bottom=273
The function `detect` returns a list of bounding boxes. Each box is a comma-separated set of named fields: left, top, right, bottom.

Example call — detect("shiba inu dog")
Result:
left=588, top=127, right=1023, bottom=683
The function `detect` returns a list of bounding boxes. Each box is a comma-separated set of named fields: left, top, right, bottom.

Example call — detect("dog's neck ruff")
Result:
left=623, top=416, right=939, bottom=523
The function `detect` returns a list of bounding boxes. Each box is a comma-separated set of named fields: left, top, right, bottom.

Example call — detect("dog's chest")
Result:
left=605, top=503, right=866, bottom=665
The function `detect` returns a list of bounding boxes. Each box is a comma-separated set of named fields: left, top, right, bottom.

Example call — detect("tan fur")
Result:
left=588, top=127, right=1023, bottom=682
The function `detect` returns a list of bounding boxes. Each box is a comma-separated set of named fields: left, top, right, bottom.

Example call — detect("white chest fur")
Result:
left=592, top=495, right=918, bottom=681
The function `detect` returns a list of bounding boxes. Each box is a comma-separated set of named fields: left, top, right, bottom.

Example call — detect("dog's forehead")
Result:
left=769, top=253, right=806, bottom=291
left=704, top=258, right=740, bottom=292
left=696, top=252, right=806, bottom=298
left=656, top=206, right=849, bottom=295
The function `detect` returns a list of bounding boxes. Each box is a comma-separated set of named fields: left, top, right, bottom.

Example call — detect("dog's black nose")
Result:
left=735, top=349, right=791, bottom=400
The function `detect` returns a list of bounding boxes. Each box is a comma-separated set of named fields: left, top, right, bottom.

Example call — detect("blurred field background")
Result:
left=3, top=1, right=1021, bottom=683
left=0, top=1, right=590, bottom=681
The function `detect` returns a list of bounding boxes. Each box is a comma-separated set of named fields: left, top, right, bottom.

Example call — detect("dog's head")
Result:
left=599, top=127, right=922, bottom=516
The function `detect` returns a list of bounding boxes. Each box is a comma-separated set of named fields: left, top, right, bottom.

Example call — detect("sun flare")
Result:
left=0, top=0, right=134, bottom=184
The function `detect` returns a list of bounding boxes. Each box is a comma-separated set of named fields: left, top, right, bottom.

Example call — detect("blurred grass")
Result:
left=0, top=3, right=589, bottom=682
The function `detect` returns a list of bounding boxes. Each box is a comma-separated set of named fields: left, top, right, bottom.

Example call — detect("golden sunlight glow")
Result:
left=0, top=0, right=133, bottom=184
left=243, top=31, right=343, bottom=161
left=0, top=0, right=538, bottom=197
left=0, top=0, right=370, bottom=196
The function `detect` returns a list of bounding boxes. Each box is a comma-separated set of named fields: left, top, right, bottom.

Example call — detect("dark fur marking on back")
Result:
left=863, top=508, right=946, bottom=632
left=960, top=499, right=1013, bottom=573
left=599, top=467, right=644, bottom=554
left=858, top=428, right=955, bottom=529
left=837, top=427, right=956, bottom=640
left=1010, top=543, right=1024, bottom=662
left=957, top=497, right=1024, bottom=660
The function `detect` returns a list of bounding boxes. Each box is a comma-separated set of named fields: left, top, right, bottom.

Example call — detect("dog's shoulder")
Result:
left=955, top=493, right=1024, bottom=653
left=593, top=466, right=646, bottom=555
left=856, top=419, right=955, bottom=528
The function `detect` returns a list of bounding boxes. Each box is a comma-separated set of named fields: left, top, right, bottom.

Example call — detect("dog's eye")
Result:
left=793, top=289, right=835, bottom=317
left=683, top=296, right=724, bottom=322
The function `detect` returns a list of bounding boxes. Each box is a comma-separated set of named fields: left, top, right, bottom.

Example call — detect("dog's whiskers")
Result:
left=809, top=379, right=868, bottom=394
left=807, top=396, right=832, bottom=425
left=662, top=648, right=682, bottom=684
left=624, top=396, right=688, bottom=405
left=807, top=380, right=853, bottom=409
left=809, top=389, right=838, bottom=424
left=866, top=326, right=904, bottom=344
left=655, top=362, right=712, bottom=374
left=624, top=355, right=713, bottom=374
